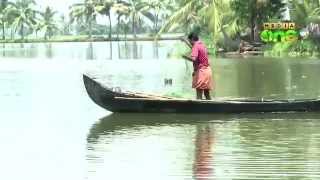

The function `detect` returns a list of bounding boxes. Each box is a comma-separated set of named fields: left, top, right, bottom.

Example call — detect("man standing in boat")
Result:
left=182, top=32, right=213, bottom=100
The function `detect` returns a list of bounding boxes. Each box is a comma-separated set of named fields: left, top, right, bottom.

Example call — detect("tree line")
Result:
left=0, top=0, right=175, bottom=40
left=0, top=0, right=319, bottom=46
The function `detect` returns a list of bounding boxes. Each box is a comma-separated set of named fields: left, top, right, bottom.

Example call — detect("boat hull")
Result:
left=83, top=74, right=320, bottom=113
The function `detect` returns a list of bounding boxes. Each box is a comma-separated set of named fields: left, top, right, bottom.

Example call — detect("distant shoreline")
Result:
left=0, top=35, right=183, bottom=44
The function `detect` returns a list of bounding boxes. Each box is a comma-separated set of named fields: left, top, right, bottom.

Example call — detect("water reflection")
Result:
left=86, top=42, right=94, bottom=60
left=86, top=112, right=320, bottom=179
left=117, top=41, right=144, bottom=59
left=1, top=43, right=5, bottom=57
left=193, top=125, right=214, bottom=180
left=86, top=113, right=224, bottom=180
left=153, top=41, right=159, bottom=59
left=2, top=42, right=320, bottom=100
left=19, top=43, right=25, bottom=57
left=0, top=41, right=175, bottom=60
left=45, top=43, right=53, bottom=58
left=215, top=58, right=320, bottom=100
left=87, top=113, right=219, bottom=141
left=133, top=41, right=138, bottom=59
left=87, top=57, right=320, bottom=100
left=118, top=41, right=131, bottom=59
left=109, top=41, right=113, bottom=59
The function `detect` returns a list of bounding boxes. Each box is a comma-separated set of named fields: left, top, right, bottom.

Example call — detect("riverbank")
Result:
left=2, top=34, right=319, bottom=59
left=0, top=34, right=184, bottom=44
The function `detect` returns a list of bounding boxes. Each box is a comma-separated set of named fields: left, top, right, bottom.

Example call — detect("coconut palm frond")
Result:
left=291, top=0, right=320, bottom=26
left=223, top=17, right=240, bottom=38
left=207, top=1, right=223, bottom=40
left=307, top=17, right=320, bottom=24
left=157, top=0, right=196, bottom=35
left=311, top=7, right=320, bottom=16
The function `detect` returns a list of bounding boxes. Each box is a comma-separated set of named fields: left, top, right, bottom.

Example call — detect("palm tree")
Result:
left=158, top=0, right=204, bottom=34
left=158, top=0, right=239, bottom=49
left=5, top=0, right=37, bottom=39
left=4, top=4, right=16, bottom=39
left=126, top=0, right=152, bottom=38
left=33, top=21, right=41, bottom=38
left=0, top=12, right=4, bottom=40
left=40, top=6, right=58, bottom=40
left=94, top=0, right=114, bottom=39
left=59, top=15, right=71, bottom=35
left=119, top=15, right=130, bottom=40
left=290, top=0, right=320, bottom=27
left=206, top=0, right=239, bottom=42
left=113, top=1, right=130, bottom=39
left=0, top=0, right=11, bottom=40
left=70, top=0, right=97, bottom=38
left=145, top=0, right=173, bottom=34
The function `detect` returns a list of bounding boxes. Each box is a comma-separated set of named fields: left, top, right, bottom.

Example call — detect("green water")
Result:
left=1, top=41, right=320, bottom=180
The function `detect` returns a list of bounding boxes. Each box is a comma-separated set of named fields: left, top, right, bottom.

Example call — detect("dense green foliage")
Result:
left=231, top=0, right=286, bottom=41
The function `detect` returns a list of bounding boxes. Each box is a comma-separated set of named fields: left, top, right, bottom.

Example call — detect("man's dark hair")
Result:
left=188, top=32, right=199, bottom=41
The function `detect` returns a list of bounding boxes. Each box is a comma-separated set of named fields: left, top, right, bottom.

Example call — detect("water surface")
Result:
left=87, top=113, right=320, bottom=180
left=1, top=41, right=320, bottom=180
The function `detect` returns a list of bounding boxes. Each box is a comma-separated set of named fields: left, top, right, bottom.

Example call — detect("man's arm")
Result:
left=182, top=42, right=198, bottom=62
left=182, top=54, right=194, bottom=62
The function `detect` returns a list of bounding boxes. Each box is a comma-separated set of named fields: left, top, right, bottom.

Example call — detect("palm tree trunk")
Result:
left=138, top=17, right=142, bottom=34
left=250, top=14, right=255, bottom=41
left=154, top=14, right=158, bottom=34
left=117, top=16, right=120, bottom=40
left=132, top=14, right=136, bottom=38
left=89, top=21, right=92, bottom=38
left=21, top=24, right=24, bottom=40
left=10, top=27, right=13, bottom=39
left=254, top=15, right=261, bottom=41
left=1, top=23, right=5, bottom=40
left=124, top=29, right=127, bottom=41
left=108, top=14, right=112, bottom=39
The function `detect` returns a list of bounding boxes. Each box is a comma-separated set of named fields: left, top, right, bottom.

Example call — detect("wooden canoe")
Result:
left=83, top=74, right=320, bottom=113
